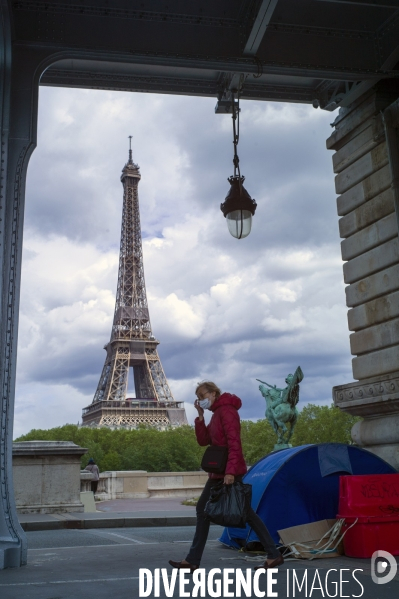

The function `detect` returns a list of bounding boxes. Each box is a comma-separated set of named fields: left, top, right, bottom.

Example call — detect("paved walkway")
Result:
left=18, top=497, right=197, bottom=531
left=1, top=524, right=398, bottom=599
left=11, top=498, right=399, bottom=599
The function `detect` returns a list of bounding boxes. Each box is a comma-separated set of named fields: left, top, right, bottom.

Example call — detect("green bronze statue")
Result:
left=257, top=366, right=304, bottom=450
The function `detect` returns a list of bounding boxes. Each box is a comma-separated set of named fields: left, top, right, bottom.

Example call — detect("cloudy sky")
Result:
left=14, top=85, right=353, bottom=438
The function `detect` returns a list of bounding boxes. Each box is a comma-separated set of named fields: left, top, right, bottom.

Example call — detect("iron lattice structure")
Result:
left=82, top=148, right=187, bottom=429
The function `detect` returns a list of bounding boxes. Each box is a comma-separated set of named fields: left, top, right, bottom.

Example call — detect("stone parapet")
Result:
left=96, top=470, right=208, bottom=501
left=80, top=471, right=95, bottom=493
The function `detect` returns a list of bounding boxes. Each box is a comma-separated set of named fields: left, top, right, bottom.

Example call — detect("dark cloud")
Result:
left=14, top=87, right=354, bottom=437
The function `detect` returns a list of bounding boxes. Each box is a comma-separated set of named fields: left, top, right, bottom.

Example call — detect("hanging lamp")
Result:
left=220, top=90, right=257, bottom=239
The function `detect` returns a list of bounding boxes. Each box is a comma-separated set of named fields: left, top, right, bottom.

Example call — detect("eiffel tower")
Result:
left=82, top=140, right=188, bottom=429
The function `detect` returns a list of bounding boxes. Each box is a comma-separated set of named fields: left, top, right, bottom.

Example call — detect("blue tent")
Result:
left=219, top=443, right=396, bottom=547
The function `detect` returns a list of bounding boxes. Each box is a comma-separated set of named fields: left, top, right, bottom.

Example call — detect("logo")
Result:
left=371, top=550, right=398, bottom=585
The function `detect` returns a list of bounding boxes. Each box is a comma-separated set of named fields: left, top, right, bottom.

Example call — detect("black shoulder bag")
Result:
left=201, top=445, right=228, bottom=474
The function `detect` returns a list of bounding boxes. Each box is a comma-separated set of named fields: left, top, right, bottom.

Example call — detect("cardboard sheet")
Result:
left=278, top=519, right=344, bottom=559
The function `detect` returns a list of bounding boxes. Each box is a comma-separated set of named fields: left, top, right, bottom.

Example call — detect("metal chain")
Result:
left=231, top=89, right=244, bottom=238
left=231, top=90, right=240, bottom=179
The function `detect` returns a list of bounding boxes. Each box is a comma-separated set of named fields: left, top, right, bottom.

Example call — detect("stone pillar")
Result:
left=13, top=441, right=87, bottom=513
left=329, top=84, right=399, bottom=468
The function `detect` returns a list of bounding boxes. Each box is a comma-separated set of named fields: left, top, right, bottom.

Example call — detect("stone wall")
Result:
left=328, top=86, right=399, bottom=468
left=329, top=92, right=399, bottom=378
left=96, top=470, right=208, bottom=500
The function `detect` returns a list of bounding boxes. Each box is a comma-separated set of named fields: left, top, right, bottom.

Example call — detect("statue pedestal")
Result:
left=273, top=443, right=292, bottom=451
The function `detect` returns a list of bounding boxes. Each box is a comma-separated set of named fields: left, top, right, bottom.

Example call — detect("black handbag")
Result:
left=204, top=480, right=252, bottom=528
left=201, top=445, right=228, bottom=474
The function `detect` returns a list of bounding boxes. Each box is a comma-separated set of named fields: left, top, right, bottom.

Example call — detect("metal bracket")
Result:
left=215, top=99, right=240, bottom=114
left=315, top=80, right=368, bottom=111
left=215, top=72, right=246, bottom=113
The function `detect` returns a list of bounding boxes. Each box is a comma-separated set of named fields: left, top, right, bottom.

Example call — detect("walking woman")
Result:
left=169, top=381, right=283, bottom=571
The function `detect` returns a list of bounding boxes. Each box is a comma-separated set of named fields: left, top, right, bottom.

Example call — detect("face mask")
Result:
left=198, top=398, right=211, bottom=410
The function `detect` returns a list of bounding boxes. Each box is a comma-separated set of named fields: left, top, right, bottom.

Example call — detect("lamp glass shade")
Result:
left=226, top=209, right=252, bottom=239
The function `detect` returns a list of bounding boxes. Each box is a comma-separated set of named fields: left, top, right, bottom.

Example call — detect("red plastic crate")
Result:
left=337, top=515, right=399, bottom=558
left=338, top=473, right=399, bottom=518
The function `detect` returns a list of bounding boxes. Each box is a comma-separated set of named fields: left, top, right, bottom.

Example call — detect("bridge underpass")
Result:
left=2, top=0, right=399, bottom=569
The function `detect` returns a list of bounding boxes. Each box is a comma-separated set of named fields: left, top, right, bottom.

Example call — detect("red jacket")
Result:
left=195, top=392, right=247, bottom=478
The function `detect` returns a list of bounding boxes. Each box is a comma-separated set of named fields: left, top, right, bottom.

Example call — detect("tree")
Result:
left=291, top=404, right=359, bottom=447
left=241, top=404, right=359, bottom=465
left=15, top=405, right=360, bottom=472
left=15, top=424, right=203, bottom=472
left=241, top=419, right=275, bottom=465
left=102, top=450, right=122, bottom=472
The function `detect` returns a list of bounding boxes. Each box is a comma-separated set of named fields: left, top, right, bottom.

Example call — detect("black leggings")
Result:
left=185, top=478, right=280, bottom=566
